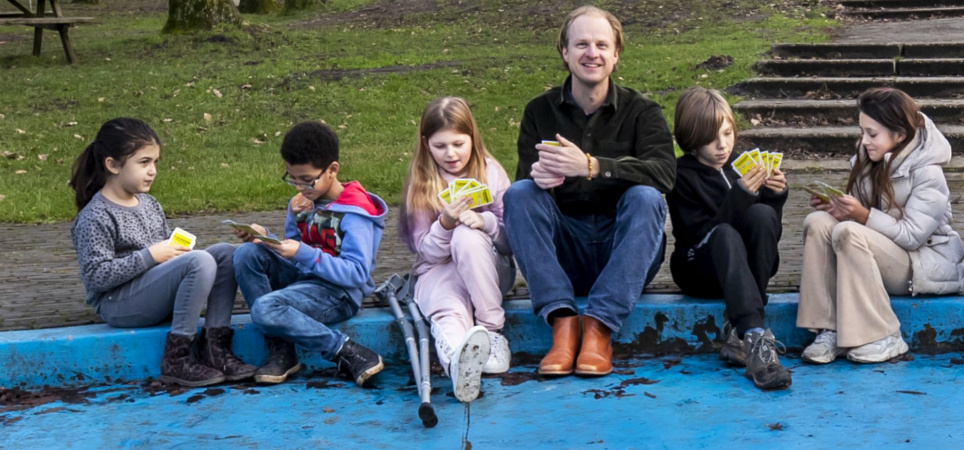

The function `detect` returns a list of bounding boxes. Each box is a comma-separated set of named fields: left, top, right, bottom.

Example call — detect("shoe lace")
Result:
left=336, top=343, right=358, bottom=376
left=750, top=334, right=787, bottom=365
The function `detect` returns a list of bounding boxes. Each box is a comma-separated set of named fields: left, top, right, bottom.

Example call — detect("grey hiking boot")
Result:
left=744, top=330, right=792, bottom=391
left=719, top=324, right=747, bottom=367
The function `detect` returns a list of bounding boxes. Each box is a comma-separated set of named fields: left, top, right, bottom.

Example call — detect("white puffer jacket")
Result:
left=853, top=113, right=964, bottom=295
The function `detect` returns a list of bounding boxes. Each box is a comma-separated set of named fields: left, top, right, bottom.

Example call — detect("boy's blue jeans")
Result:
left=234, top=243, right=358, bottom=361
left=503, top=180, right=666, bottom=333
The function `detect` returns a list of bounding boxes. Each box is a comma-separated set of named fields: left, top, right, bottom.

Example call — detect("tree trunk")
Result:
left=282, top=0, right=324, bottom=14
left=163, top=0, right=242, bottom=33
left=239, top=0, right=281, bottom=14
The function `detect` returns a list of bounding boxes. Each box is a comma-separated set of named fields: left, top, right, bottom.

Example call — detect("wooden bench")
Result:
left=0, top=0, right=93, bottom=64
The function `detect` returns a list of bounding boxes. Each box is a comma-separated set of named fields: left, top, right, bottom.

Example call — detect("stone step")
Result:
left=733, top=98, right=964, bottom=126
left=738, top=124, right=964, bottom=154
left=770, top=43, right=964, bottom=60
left=755, top=58, right=964, bottom=77
left=840, top=0, right=964, bottom=7
left=839, top=6, right=964, bottom=19
left=728, top=76, right=964, bottom=99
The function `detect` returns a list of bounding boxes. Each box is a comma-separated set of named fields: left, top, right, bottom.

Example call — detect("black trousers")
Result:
left=670, top=204, right=781, bottom=337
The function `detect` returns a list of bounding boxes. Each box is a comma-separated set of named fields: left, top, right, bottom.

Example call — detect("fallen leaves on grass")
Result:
left=15, top=170, right=27, bottom=174
left=38, top=154, right=48, bottom=161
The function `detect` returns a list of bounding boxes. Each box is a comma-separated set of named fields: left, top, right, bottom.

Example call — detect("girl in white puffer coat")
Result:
left=797, top=87, right=964, bottom=365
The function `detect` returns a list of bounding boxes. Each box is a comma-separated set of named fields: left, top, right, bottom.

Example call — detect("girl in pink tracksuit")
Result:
left=399, top=97, right=515, bottom=402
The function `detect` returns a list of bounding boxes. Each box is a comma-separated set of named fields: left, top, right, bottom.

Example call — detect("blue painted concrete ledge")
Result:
left=3, top=294, right=964, bottom=389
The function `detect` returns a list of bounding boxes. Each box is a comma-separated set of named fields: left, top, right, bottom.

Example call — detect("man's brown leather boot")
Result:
left=538, top=315, right=581, bottom=375
left=575, top=316, right=613, bottom=376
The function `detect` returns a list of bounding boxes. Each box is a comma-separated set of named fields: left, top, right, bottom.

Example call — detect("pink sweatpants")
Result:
left=414, top=226, right=515, bottom=368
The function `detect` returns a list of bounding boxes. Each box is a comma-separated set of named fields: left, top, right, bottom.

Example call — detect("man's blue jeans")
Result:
left=234, top=243, right=357, bottom=361
left=503, top=180, right=666, bottom=332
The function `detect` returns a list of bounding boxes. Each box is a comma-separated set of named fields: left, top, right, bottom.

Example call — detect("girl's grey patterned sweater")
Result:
left=71, top=192, right=170, bottom=307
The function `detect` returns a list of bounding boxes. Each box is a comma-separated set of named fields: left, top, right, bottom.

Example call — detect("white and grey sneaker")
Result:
left=482, top=331, right=511, bottom=374
left=802, top=330, right=849, bottom=364
left=449, top=326, right=491, bottom=402
left=847, top=331, right=909, bottom=363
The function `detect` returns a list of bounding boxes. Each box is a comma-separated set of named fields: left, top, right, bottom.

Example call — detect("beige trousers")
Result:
left=797, top=211, right=912, bottom=347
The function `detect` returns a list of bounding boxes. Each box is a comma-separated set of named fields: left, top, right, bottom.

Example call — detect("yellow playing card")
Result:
left=769, top=152, right=783, bottom=178
left=747, top=148, right=762, bottom=167
left=760, top=151, right=770, bottom=173
left=438, top=188, right=453, bottom=205
left=731, top=152, right=759, bottom=176
left=169, top=227, right=196, bottom=249
left=454, top=186, right=493, bottom=209
left=816, top=181, right=845, bottom=198
left=803, top=186, right=830, bottom=203
left=541, top=140, right=561, bottom=147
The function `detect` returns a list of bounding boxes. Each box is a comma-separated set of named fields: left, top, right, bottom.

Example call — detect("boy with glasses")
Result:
left=233, top=121, right=388, bottom=387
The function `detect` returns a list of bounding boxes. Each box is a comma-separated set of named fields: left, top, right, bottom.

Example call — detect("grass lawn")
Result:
left=0, top=0, right=838, bottom=223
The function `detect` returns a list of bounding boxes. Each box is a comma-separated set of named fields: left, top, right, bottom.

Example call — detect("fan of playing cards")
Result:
left=438, top=178, right=493, bottom=209
left=803, top=181, right=846, bottom=202
left=732, top=148, right=783, bottom=178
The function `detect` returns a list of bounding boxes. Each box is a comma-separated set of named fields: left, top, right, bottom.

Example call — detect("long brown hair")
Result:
left=69, top=118, right=161, bottom=211
left=398, top=97, right=500, bottom=251
left=846, top=88, right=923, bottom=216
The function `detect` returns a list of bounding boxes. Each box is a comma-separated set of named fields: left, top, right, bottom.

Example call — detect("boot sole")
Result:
left=159, top=374, right=225, bottom=387
left=224, top=369, right=257, bottom=382
left=801, top=349, right=848, bottom=365
left=354, top=357, right=385, bottom=387
left=745, top=371, right=793, bottom=391
left=574, top=367, right=613, bottom=377
left=254, top=363, right=303, bottom=384
left=452, top=327, right=491, bottom=402
left=847, top=340, right=909, bottom=363
left=537, top=367, right=574, bottom=376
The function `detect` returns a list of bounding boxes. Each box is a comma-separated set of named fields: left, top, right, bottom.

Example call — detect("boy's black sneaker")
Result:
left=744, top=329, right=792, bottom=391
left=336, top=338, right=384, bottom=387
left=719, top=325, right=747, bottom=367
left=254, top=336, right=302, bottom=384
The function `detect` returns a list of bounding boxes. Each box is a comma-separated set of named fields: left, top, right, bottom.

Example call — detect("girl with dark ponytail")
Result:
left=798, top=88, right=964, bottom=365
left=70, top=118, right=255, bottom=387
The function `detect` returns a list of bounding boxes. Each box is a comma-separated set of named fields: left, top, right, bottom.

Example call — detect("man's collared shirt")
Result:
left=516, top=76, right=676, bottom=216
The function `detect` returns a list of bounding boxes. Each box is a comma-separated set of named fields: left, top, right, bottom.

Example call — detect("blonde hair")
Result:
left=674, top=87, right=737, bottom=154
left=398, top=97, right=499, bottom=251
left=557, top=6, right=624, bottom=71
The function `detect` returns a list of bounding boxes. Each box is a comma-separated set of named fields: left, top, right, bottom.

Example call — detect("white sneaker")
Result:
left=449, top=326, right=490, bottom=402
left=847, top=331, right=909, bottom=363
left=482, top=331, right=511, bottom=374
left=801, top=330, right=848, bottom=364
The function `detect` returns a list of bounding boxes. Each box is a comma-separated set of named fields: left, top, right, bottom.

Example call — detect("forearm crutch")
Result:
left=375, top=273, right=438, bottom=428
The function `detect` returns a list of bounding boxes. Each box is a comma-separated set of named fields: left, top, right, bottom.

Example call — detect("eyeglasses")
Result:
left=282, top=170, right=326, bottom=190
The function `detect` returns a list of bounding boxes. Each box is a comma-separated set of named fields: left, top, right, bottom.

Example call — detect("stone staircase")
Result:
left=837, top=0, right=964, bottom=20
left=729, top=42, right=964, bottom=156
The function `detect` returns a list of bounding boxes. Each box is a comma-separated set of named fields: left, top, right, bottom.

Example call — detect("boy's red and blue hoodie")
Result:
left=276, top=181, right=387, bottom=305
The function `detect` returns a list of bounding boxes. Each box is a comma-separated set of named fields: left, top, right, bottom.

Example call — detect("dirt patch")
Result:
left=295, top=0, right=441, bottom=30
left=0, top=386, right=102, bottom=413
left=693, top=55, right=734, bottom=71
left=306, top=380, right=346, bottom=389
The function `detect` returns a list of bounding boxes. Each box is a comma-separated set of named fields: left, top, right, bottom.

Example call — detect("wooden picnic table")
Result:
left=0, top=0, right=93, bottom=63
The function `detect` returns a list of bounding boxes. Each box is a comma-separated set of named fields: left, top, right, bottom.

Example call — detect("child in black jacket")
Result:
left=668, top=87, right=791, bottom=391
